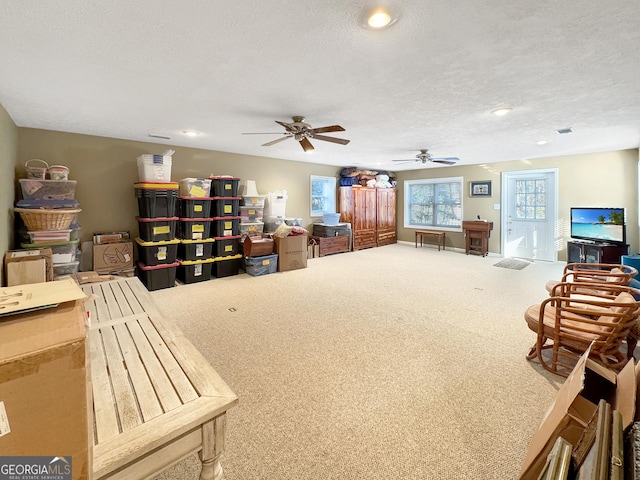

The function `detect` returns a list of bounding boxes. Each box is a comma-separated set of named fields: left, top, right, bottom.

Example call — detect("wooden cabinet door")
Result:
left=354, top=188, right=377, bottom=231
left=376, top=188, right=397, bottom=246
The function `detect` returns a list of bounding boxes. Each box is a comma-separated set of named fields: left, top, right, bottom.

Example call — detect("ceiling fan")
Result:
left=391, top=149, right=459, bottom=166
left=242, top=116, right=350, bottom=152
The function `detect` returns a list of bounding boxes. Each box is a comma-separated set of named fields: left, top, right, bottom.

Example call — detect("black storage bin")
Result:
left=137, top=261, right=179, bottom=290
left=211, top=197, right=241, bottom=217
left=178, top=238, right=214, bottom=261
left=177, top=218, right=213, bottom=240
left=178, top=197, right=212, bottom=218
left=177, top=258, right=214, bottom=283
left=313, top=223, right=351, bottom=237
left=212, top=254, right=242, bottom=278
left=135, top=237, right=179, bottom=266
left=136, top=216, right=178, bottom=242
left=211, top=217, right=241, bottom=237
left=134, top=182, right=179, bottom=218
left=210, top=176, right=240, bottom=197
left=213, top=235, right=241, bottom=257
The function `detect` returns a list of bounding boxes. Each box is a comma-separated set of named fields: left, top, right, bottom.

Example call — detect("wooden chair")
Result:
left=545, top=263, right=638, bottom=294
left=525, top=282, right=640, bottom=377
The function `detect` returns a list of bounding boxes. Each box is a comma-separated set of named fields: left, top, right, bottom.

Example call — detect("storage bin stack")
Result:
left=239, top=180, right=266, bottom=242
left=134, top=181, right=180, bottom=290
left=263, top=190, right=288, bottom=233
left=174, top=178, right=216, bottom=284
left=14, top=161, right=82, bottom=279
left=209, top=176, right=243, bottom=278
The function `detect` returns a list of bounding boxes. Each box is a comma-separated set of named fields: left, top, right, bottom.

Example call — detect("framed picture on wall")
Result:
left=470, top=181, right=492, bottom=197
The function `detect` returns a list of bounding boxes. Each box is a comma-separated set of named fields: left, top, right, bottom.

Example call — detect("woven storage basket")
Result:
left=14, top=208, right=81, bottom=231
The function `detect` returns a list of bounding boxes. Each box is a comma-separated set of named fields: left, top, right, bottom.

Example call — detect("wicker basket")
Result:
left=14, top=208, right=81, bottom=231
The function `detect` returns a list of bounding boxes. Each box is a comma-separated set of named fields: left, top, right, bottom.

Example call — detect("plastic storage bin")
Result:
left=264, top=192, right=287, bottom=217
left=244, top=254, right=278, bottom=277
left=178, top=238, right=214, bottom=261
left=137, top=154, right=172, bottom=182
left=240, top=206, right=264, bottom=223
left=136, top=216, right=178, bottom=242
left=242, top=195, right=266, bottom=208
left=53, top=260, right=80, bottom=277
left=212, top=217, right=240, bottom=237
left=239, top=222, right=264, bottom=238
left=211, top=197, right=240, bottom=217
left=322, top=213, right=341, bottom=226
left=212, top=235, right=241, bottom=257
left=134, top=182, right=179, bottom=218
left=179, top=178, right=212, bottom=197
left=263, top=216, right=284, bottom=233
left=177, top=258, right=215, bottom=284
left=19, top=179, right=77, bottom=200
left=137, top=261, right=178, bottom=290
left=178, top=197, right=212, bottom=218
left=27, top=229, right=73, bottom=243
left=21, top=239, right=79, bottom=264
left=210, top=176, right=240, bottom=197
left=135, top=237, right=179, bottom=266
left=177, top=218, right=213, bottom=240
left=211, top=254, right=242, bottom=278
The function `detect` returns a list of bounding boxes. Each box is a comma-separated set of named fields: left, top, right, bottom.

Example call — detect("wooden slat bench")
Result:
left=81, top=277, right=237, bottom=480
left=415, top=230, right=446, bottom=251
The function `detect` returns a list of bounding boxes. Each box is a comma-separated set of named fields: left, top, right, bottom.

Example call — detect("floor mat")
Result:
left=493, top=258, right=532, bottom=270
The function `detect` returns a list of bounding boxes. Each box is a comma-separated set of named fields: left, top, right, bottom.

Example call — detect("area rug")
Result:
left=493, top=258, right=532, bottom=270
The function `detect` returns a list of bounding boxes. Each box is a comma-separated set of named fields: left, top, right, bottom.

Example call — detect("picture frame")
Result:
left=470, top=180, right=492, bottom=197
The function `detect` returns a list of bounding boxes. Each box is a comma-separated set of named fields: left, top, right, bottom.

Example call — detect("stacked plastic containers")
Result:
left=175, top=178, right=216, bottom=283
left=209, top=176, right=243, bottom=278
left=15, top=160, right=82, bottom=278
left=239, top=180, right=266, bottom=241
left=263, top=190, right=288, bottom=233
left=134, top=179, right=180, bottom=290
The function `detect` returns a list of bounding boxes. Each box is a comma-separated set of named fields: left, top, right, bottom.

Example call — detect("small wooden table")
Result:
left=415, top=230, right=446, bottom=251
left=462, top=221, right=493, bottom=256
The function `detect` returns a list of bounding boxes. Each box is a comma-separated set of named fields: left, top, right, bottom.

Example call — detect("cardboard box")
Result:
left=93, top=241, right=134, bottom=274
left=4, top=248, right=54, bottom=285
left=0, top=300, right=91, bottom=480
left=519, top=346, right=637, bottom=480
left=274, top=235, right=308, bottom=272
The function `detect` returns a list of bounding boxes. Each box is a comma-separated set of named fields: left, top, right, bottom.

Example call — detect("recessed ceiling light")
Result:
left=555, top=127, right=573, bottom=135
left=536, top=140, right=548, bottom=145
left=362, top=5, right=400, bottom=30
left=491, top=107, right=513, bottom=116
left=182, top=130, right=200, bottom=137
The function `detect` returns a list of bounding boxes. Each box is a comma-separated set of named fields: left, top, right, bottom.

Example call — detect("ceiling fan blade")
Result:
left=275, top=120, right=293, bottom=131
left=391, top=159, right=417, bottom=163
left=432, top=157, right=459, bottom=165
left=309, top=134, right=350, bottom=145
left=309, top=125, right=345, bottom=134
left=262, top=136, right=292, bottom=146
left=299, top=137, right=314, bottom=152
left=242, top=132, right=287, bottom=135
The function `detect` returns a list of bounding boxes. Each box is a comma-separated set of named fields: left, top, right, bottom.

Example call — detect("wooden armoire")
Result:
left=338, top=187, right=397, bottom=250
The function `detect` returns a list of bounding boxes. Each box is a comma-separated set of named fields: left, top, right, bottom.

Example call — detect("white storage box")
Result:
left=137, top=154, right=172, bottom=182
left=242, top=195, right=266, bottom=208
left=264, top=192, right=287, bottom=217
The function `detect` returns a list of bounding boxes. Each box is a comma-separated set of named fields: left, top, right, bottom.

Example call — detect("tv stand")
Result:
left=567, top=240, right=629, bottom=264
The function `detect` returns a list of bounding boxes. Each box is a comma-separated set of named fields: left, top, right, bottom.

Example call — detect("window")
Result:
left=515, top=179, right=546, bottom=220
left=404, top=177, right=463, bottom=230
left=310, top=175, right=337, bottom=216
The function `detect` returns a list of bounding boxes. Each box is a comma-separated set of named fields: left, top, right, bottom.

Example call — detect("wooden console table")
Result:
left=415, top=230, right=445, bottom=251
left=462, top=221, right=493, bottom=256
left=82, top=277, right=238, bottom=480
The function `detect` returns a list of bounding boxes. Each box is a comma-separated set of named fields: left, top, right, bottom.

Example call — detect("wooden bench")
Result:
left=81, top=277, right=238, bottom=480
left=415, top=230, right=446, bottom=251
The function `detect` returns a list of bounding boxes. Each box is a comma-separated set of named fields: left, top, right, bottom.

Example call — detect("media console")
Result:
left=567, top=240, right=629, bottom=264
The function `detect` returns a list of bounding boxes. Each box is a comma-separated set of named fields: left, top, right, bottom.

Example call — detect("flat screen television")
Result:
left=570, top=207, right=626, bottom=245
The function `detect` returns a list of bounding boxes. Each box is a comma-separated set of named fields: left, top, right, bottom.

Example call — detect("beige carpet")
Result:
left=150, top=243, right=567, bottom=480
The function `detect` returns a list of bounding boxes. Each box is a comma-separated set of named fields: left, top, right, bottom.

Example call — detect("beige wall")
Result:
left=0, top=103, right=18, bottom=285
left=17, top=128, right=341, bottom=245
left=396, top=149, right=639, bottom=260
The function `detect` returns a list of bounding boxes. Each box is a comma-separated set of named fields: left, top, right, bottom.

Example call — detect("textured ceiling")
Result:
left=1, top=1, right=639, bottom=171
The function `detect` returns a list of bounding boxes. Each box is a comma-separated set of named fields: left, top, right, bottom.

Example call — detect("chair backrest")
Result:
left=563, top=263, right=638, bottom=286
